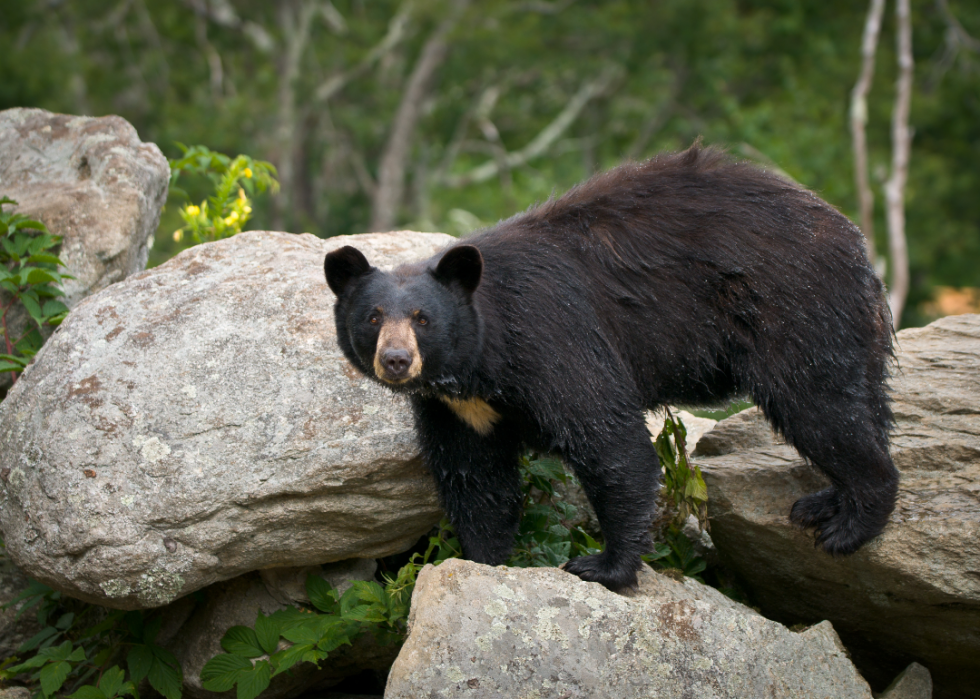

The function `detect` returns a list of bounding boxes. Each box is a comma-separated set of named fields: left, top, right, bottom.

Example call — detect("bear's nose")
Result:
left=383, top=349, right=413, bottom=377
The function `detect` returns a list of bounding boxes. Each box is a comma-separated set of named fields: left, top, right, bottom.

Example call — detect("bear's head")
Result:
left=324, top=244, right=484, bottom=393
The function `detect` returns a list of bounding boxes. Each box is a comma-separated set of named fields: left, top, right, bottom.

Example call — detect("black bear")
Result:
left=324, top=144, right=898, bottom=592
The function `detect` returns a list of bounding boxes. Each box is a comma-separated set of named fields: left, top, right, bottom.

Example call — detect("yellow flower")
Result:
left=244, top=206, right=252, bottom=214
left=173, top=230, right=183, bottom=242
left=238, top=188, right=246, bottom=201
left=186, top=205, right=200, bottom=217
left=243, top=168, right=253, bottom=179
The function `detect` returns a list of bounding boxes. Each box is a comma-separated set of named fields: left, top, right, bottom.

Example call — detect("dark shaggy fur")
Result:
left=325, top=144, right=899, bottom=592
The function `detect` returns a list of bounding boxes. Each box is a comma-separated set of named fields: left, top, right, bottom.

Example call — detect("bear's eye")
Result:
left=417, top=316, right=428, bottom=326
left=368, top=314, right=380, bottom=325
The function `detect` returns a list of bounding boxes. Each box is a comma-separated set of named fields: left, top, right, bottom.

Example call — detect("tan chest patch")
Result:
left=439, top=396, right=502, bottom=436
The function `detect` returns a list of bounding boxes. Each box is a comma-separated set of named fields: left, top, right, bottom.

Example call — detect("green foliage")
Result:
left=1, top=577, right=181, bottom=699
left=0, top=197, right=71, bottom=381
left=168, top=144, right=278, bottom=245
left=654, top=408, right=708, bottom=531
left=507, top=454, right=603, bottom=568
left=201, top=522, right=461, bottom=699
left=643, top=529, right=708, bottom=583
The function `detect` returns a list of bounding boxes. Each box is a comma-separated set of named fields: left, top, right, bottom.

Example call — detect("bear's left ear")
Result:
left=325, top=246, right=372, bottom=296
left=434, top=245, right=483, bottom=296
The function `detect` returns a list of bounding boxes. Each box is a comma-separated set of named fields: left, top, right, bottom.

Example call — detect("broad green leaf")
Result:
left=235, top=661, right=270, bottom=699
left=269, top=643, right=314, bottom=676
left=69, top=686, right=107, bottom=699
left=147, top=653, right=182, bottom=699
left=26, top=253, right=64, bottom=266
left=0, top=360, right=26, bottom=373
left=55, top=612, right=75, bottom=630
left=99, top=665, right=126, bottom=698
left=40, top=660, right=72, bottom=697
left=200, top=653, right=251, bottom=693
left=39, top=640, right=75, bottom=662
left=20, top=293, right=43, bottom=324
left=220, top=626, right=264, bottom=658
left=348, top=580, right=386, bottom=606
left=17, top=219, right=49, bottom=233
left=42, top=300, right=69, bottom=317
left=127, top=644, right=153, bottom=684
left=254, top=612, right=281, bottom=655
left=305, top=575, right=338, bottom=613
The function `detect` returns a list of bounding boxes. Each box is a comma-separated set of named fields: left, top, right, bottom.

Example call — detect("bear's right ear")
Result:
left=324, top=246, right=371, bottom=296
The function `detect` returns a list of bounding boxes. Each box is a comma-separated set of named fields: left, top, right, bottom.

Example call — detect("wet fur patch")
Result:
left=439, top=396, right=501, bottom=436
left=373, top=318, right=422, bottom=383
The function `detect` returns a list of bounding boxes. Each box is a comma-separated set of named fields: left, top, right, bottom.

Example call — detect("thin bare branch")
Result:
left=179, top=0, right=275, bottom=53
left=886, top=0, right=914, bottom=328
left=850, top=0, right=886, bottom=263
left=314, top=2, right=412, bottom=103
left=440, top=65, right=620, bottom=189
left=272, top=0, right=318, bottom=230
left=371, top=0, right=470, bottom=232
left=937, top=0, right=980, bottom=52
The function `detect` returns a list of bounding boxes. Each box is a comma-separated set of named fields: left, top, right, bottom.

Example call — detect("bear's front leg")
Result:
left=561, top=418, right=661, bottom=592
left=411, top=396, right=524, bottom=565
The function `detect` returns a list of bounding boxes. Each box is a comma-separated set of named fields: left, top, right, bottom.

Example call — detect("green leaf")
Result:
left=269, top=643, right=312, bottom=676
left=305, top=575, right=339, bottom=613
left=235, top=661, right=271, bottom=699
left=220, top=626, right=264, bottom=658
left=54, top=612, right=75, bottom=631
left=40, top=660, right=72, bottom=697
left=42, top=300, right=69, bottom=318
left=17, top=219, right=49, bottom=233
left=127, top=645, right=152, bottom=684
left=20, top=293, right=43, bottom=324
left=39, top=640, right=75, bottom=662
left=147, top=651, right=182, bottom=699
left=0, top=360, right=26, bottom=373
left=26, top=253, right=64, bottom=266
left=200, top=654, right=251, bottom=693
left=99, top=665, right=126, bottom=698
left=69, top=686, right=106, bottom=699
left=254, top=612, right=281, bottom=655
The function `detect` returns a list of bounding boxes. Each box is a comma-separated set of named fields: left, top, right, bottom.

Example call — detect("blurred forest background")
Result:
left=1, top=0, right=978, bottom=328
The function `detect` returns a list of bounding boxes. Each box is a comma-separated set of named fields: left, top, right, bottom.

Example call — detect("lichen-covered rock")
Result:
left=0, top=230, right=449, bottom=610
left=695, top=314, right=980, bottom=699
left=0, top=108, right=169, bottom=391
left=385, top=558, right=874, bottom=699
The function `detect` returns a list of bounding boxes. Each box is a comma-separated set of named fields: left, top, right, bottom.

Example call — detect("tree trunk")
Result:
left=272, top=0, right=316, bottom=232
left=850, top=0, right=886, bottom=262
left=886, top=0, right=913, bottom=328
left=370, top=0, right=469, bottom=232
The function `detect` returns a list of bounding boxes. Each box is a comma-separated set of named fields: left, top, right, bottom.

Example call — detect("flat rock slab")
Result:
left=0, top=230, right=449, bottom=609
left=386, top=558, right=874, bottom=699
left=695, top=314, right=980, bottom=699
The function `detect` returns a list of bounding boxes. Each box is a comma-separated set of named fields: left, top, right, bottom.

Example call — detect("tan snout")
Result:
left=373, top=318, right=423, bottom=384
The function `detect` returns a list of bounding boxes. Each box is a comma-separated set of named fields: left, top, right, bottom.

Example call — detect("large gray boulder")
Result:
left=695, top=314, right=980, bottom=699
left=0, top=230, right=448, bottom=610
left=0, top=108, right=169, bottom=389
left=386, top=558, right=875, bottom=699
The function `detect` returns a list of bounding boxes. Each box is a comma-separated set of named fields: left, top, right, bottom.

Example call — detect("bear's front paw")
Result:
left=562, top=553, right=640, bottom=593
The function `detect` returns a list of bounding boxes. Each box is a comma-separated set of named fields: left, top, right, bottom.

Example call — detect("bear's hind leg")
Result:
left=561, top=418, right=660, bottom=591
left=760, top=391, right=898, bottom=555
